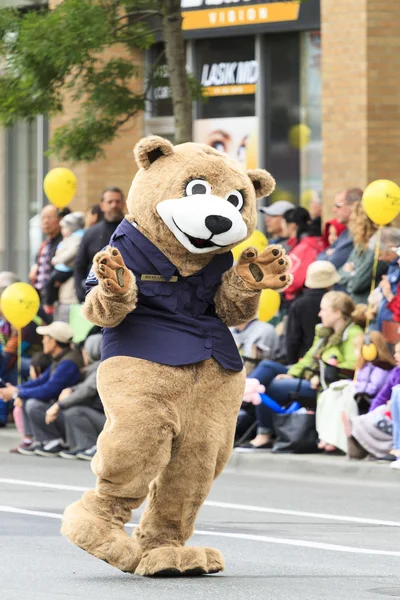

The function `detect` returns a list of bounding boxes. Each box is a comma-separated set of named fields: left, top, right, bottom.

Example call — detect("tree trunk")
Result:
left=160, top=0, right=192, bottom=143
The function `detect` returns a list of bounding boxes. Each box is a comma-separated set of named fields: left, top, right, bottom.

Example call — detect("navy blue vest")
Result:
left=86, top=218, right=243, bottom=372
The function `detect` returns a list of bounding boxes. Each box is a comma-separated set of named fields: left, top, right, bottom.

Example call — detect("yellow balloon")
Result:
left=288, top=124, right=311, bottom=150
left=0, top=283, right=40, bottom=329
left=269, top=186, right=296, bottom=204
left=300, top=188, right=317, bottom=209
left=43, top=168, right=77, bottom=208
left=361, top=343, right=378, bottom=362
left=362, top=179, right=400, bottom=226
left=232, top=230, right=268, bottom=262
left=258, top=289, right=281, bottom=322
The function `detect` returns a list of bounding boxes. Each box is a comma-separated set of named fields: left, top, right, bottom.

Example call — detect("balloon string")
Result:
left=17, top=328, right=22, bottom=386
left=366, top=226, right=382, bottom=333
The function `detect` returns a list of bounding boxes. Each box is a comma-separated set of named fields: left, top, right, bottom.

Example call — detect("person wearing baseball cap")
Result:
left=259, top=200, right=295, bottom=249
left=286, top=261, right=340, bottom=364
left=0, top=321, right=83, bottom=456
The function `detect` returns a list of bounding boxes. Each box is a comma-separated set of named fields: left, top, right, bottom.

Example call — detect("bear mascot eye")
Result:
left=186, top=180, right=211, bottom=196
left=225, top=190, right=244, bottom=211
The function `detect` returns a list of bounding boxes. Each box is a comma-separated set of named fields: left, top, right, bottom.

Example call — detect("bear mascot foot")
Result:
left=61, top=491, right=142, bottom=573
left=135, top=546, right=224, bottom=577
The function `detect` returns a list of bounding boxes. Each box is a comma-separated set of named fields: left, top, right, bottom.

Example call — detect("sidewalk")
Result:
left=1, top=425, right=399, bottom=484
left=228, top=449, right=400, bottom=484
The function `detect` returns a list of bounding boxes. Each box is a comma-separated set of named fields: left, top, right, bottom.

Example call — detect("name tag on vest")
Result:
left=141, top=274, right=178, bottom=283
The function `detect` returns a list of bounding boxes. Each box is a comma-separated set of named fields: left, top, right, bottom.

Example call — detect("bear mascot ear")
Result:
left=134, top=135, right=174, bottom=170
left=247, top=169, right=276, bottom=200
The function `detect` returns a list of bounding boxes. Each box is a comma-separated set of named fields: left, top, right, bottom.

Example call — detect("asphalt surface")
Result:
left=1, top=430, right=400, bottom=600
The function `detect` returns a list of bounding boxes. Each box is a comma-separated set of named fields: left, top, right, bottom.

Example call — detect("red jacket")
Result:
left=284, top=236, right=325, bottom=301
left=388, top=284, right=400, bottom=322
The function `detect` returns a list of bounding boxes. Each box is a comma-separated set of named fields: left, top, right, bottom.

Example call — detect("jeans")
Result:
left=22, top=398, right=65, bottom=442
left=392, top=387, right=400, bottom=451
left=250, top=359, right=317, bottom=435
left=64, top=406, right=105, bottom=450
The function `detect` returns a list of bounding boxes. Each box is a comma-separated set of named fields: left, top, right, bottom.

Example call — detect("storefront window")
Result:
left=268, top=33, right=300, bottom=205
left=196, top=36, right=256, bottom=119
left=148, top=42, right=173, bottom=118
left=299, top=30, right=322, bottom=206
left=267, top=31, right=321, bottom=207
left=194, top=35, right=257, bottom=169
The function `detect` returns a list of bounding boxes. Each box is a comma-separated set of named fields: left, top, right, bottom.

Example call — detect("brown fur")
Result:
left=82, top=247, right=137, bottom=327
left=215, top=268, right=261, bottom=327
left=62, top=136, right=290, bottom=576
left=62, top=356, right=245, bottom=575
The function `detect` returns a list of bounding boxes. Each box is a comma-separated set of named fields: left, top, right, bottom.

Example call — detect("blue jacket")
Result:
left=87, top=219, right=243, bottom=371
left=317, top=228, right=353, bottom=269
left=18, top=350, right=82, bottom=402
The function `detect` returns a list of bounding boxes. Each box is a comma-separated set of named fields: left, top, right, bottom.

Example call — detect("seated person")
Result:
left=236, top=292, right=362, bottom=451
left=10, top=352, right=52, bottom=452
left=282, top=208, right=325, bottom=303
left=84, top=204, right=103, bottom=229
left=45, top=333, right=104, bottom=460
left=230, top=318, right=279, bottom=375
left=343, top=342, right=400, bottom=460
left=337, top=203, right=396, bottom=305
left=322, top=219, right=347, bottom=255
left=0, top=321, right=83, bottom=456
left=363, top=229, right=400, bottom=330
left=44, top=212, right=85, bottom=314
left=316, top=331, right=395, bottom=454
left=286, top=261, right=340, bottom=365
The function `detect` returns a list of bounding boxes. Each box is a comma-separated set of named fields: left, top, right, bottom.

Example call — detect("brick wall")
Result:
left=321, top=0, right=368, bottom=219
left=321, top=0, right=400, bottom=221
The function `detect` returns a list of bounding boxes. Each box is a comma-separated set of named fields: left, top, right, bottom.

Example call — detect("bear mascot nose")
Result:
left=205, top=215, right=232, bottom=235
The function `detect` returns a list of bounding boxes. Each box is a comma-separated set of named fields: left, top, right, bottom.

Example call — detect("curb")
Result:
left=226, top=450, right=400, bottom=484
left=1, top=426, right=399, bottom=484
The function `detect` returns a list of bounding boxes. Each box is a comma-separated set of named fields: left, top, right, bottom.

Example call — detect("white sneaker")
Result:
left=390, top=459, right=400, bottom=470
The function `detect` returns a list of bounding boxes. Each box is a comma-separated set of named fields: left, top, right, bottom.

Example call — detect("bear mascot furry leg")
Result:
left=61, top=136, right=292, bottom=576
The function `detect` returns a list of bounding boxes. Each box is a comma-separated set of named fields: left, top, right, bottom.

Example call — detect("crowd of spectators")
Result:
left=1, top=183, right=400, bottom=472
left=0, top=187, right=123, bottom=458
left=233, top=188, right=400, bottom=471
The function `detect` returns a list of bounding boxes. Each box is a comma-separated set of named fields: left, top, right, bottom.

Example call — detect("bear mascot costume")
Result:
left=61, top=135, right=292, bottom=576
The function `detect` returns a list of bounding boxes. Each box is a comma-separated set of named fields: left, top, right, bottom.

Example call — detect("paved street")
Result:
left=1, top=432, right=400, bottom=600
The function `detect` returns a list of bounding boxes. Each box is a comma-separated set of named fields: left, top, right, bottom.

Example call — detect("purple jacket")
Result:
left=355, top=364, right=393, bottom=398
left=369, top=366, right=400, bottom=411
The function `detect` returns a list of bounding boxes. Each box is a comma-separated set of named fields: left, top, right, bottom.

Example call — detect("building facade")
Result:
left=1, top=0, right=400, bottom=276
left=146, top=0, right=321, bottom=213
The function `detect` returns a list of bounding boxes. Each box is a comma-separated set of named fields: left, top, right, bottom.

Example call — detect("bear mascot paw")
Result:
left=61, top=135, right=292, bottom=576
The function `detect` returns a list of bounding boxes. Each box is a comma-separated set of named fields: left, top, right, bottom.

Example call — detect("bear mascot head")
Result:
left=126, top=135, right=275, bottom=276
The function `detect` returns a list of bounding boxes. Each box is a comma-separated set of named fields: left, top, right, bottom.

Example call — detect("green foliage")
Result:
left=0, top=0, right=160, bottom=161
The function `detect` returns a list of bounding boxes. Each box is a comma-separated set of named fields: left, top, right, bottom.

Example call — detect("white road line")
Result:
left=1, top=477, right=400, bottom=528
left=204, top=500, right=400, bottom=528
left=1, top=505, right=400, bottom=558
left=0, top=478, right=87, bottom=492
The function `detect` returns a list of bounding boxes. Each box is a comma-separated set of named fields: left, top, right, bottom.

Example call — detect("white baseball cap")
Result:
left=36, top=321, right=74, bottom=344
left=259, top=201, right=295, bottom=216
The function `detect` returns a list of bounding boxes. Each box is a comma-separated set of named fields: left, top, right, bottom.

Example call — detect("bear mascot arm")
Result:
left=82, top=246, right=137, bottom=327
left=213, top=168, right=292, bottom=327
